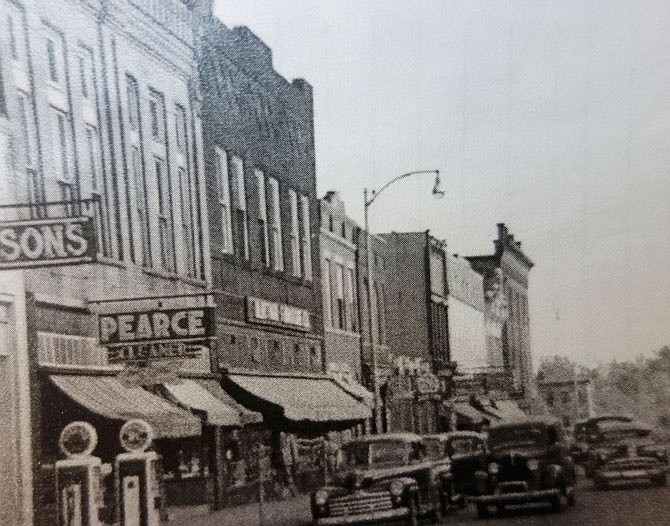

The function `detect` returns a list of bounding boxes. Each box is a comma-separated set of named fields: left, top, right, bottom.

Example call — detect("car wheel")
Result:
left=549, top=494, right=561, bottom=512
left=495, top=504, right=505, bottom=515
left=593, top=477, right=607, bottom=490
left=566, top=486, right=576, bottom=507
left=407, top=497, right=419, bottom=526
left=432, top=499, right=443, bottom=524
left=476, top=503, right=490, bottom=519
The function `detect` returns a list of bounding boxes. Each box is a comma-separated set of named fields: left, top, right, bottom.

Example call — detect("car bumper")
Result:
left=314, top=507, right=409, bottom=525
left=596, top=465, right=668, bottom=481
left=468, top=488, right=561, bottom=505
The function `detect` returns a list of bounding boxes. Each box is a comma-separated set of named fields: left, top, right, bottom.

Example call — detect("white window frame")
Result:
left=131, top=145, right=150, bottom=266
left=322, top=258, right=333, bottom=328
left=346, top=266, right=357, bottom=332
left=215, top=147, right=234, bottom=254
left=300, top=194, right=312, bottom=280
left=45, top=33, right=65, bottom=88
left=335, top=264, right=345, bottom=329
left=154, top=157, right=174, bottom=271
left=255, top=169, right=270, bottom=266
left=267, top=177, right=284, bottom=271
left=289, top=189, right=301, bottom=276
left=148, top=90, right=165, bottom=144
left=230, top=155, right=249, bottom=259
left=51, top=108, right=72, bottom=184
left=178, top=166, right=196, bottom=277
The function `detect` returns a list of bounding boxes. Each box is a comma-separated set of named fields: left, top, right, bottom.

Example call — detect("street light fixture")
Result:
left=363, top=169, right=444, bottom=433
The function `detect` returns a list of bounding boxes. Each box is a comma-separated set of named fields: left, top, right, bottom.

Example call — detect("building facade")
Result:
left=537, top=368, right=595, bottom=427
left=0, top=1, right=233, bottom=524
left=468, top=223, right=534, bottom=406
left=379, top=231, right=450, bottom=434
left=446, top=254, right=487, bottom=375
left=198, top=17, right=369, bottom=500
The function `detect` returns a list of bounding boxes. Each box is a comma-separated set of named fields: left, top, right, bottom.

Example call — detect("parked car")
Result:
left=469, top=417, right=576, bottom=517
left=310, top=433, right=451, bottom=526
left=583, top=420, right=668, bottom=488
left=572, top=415, right=633, bottom=464
left=421, top=431, right=487, bottom=507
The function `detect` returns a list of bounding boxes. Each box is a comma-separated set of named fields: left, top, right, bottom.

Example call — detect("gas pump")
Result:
left=114, top=419, right=161, bottom=526
left=55, top=421, right=102, bottom=526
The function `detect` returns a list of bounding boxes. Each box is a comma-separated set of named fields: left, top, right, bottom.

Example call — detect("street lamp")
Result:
left=364, top=169, right=444, bottom=433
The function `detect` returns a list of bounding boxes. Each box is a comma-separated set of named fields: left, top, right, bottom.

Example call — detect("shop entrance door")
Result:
left=122, top=476, right=141, bottom=526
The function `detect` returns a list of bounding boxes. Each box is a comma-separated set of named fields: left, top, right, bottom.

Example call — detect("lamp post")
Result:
left=364, top=169, right=445, bottom=433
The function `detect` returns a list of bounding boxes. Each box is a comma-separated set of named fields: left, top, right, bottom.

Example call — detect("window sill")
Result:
left=325, top=327, right=361, bottom=338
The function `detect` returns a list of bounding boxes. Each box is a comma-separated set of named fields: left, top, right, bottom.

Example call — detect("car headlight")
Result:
left=527, top=459, right=539, bottom=471
left=314, top=489, right=329, bottom=506
left=390, top=480, right=404, bottom=497
left=488, top=462, right=499, bottom=474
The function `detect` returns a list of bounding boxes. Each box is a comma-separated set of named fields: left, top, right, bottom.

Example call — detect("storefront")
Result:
left=383, top=367, right=442, bottom=434
left=221, top=370, right=372, bottom=494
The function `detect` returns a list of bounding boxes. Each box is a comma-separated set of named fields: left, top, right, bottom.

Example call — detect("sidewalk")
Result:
left=167, top=494, right=312, bottom=526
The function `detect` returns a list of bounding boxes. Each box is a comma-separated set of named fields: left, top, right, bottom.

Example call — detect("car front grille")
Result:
left=329, top=491, right=394, bottom=517
left=497, top=481, right=528, bottom=494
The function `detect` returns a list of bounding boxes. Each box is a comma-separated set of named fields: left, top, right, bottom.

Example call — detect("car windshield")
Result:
left=339, top=440, right=408, bottom=468
left=489, top=425, right=548, bottom=449
left=450, top=437, right=480, bottom=455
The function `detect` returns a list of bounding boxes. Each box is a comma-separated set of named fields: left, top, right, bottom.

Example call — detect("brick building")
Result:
left=468, top=223, right=534, bottom=407
left=198, top=15, right=370, bottom=499
left=0, top=0, right=221, bottom=524
left=537, top=366, right=594, bottom=427
left=378, top=231, right=451, bottom=433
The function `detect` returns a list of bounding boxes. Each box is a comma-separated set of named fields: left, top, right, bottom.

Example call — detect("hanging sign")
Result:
left=59, top=421, right=98, bottom=458
left=119, top=419, right=153, bottom=453
left=0, top=216, right=96, bottom=269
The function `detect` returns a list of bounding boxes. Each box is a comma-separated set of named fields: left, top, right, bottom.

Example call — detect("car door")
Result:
left=451, top=437, right=486, bottom=495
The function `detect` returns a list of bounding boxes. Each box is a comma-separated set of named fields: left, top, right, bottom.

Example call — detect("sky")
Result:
left=214, top=0, right=670, bottom=368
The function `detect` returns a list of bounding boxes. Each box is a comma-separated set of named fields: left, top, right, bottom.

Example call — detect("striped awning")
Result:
left=226, top=372, right=372, bottom=423
left=163, top=379, right=252, bottom=427
left=50, top=375, right=201, bottom=439
left=194, top=379, right=262, bottom=426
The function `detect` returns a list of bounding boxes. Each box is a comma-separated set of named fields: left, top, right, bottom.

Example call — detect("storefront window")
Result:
left=158, top=439, right=203, bottom=480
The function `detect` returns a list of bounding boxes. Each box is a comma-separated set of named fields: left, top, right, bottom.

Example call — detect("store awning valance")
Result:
left=328, top=374, right=375, bottom=409
left=226, top=372, right=372, bottom=423
left=194, top=379, right=262, bottom=426
left=487, top=400, right=527, bottom=421
left=163, top=380, right=244, bottom=427
left=50, top=375, right=201, bottom=439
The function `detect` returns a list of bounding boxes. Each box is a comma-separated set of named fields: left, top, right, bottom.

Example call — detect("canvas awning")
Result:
left=162, top=379, right=245, bottom=427
left=194, top=379, right=262, bottom=426
left=50, top=375, right=201, bottom=439
left=487, top=400, right=527, bottom=421
left=225, top=372, right=372, bottom=423
left=328, top=374, right=375, bottom=409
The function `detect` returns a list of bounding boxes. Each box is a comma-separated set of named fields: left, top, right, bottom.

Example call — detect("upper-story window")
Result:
left=267, top=177, right=284, bottom=271
left=174, top=104, right=187, bottom=152
left=215, top=147, right=233, bottom=254
left=322, top=259, right=333, bottom=327
left=46, top=37, right=63, bottom=85
left=51, top=109, right=72, bottom=184
left=346, top=267, right=357, bottom=332
left=77, top=51, right=94, bottom=102
left=230, top=155, right=249, bottom=259
left=289, top=189, right=301, bottom=277
left=148, top=90, right=165, bottom=143
left=341, top=222, right=346, bottom=239
left=155, top=157, right=174, bottom=271
left=0, top=56, right=6, bottom=118
left=335, top=264, right=345, bottom=330
left=126, top=75, right=140, bottom=131
left=255, top=169, right=270, bottom=266
left=300, top=195, right=312, bottom=281
left=7, top=15, right=19, bottom=61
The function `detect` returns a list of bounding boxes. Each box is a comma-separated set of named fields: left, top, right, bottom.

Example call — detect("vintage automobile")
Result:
left=421, top=431, right=487, bottom=507
left=469, top=417, right=576, bottom=517
left=310, top=433, right=451, bottom=526
left=584, top=420, right=668, bottom=488
left=572, top=415, right=633, bottom=464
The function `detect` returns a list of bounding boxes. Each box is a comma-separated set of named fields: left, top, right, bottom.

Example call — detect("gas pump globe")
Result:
left=115, top=419, right=161, bottom=526
left=55, top=421, right=103, bottom=526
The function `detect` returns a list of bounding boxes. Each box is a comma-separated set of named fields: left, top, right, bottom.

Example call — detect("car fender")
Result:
left=545, top=464, right=563, bottom=486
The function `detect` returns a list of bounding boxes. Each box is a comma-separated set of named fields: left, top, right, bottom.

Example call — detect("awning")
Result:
left=194, top=379, right=262, bottom=426
left=50, top=375, right=201, bottom=439
left=328, top=374, right=374, bottom=409
left=163, top=380, right=243, bottom=427
left=488, top=400, right=527, bottom=421
left=226, top=373, right=372, bottom=423
left=453, top=402, right=490, bottom=425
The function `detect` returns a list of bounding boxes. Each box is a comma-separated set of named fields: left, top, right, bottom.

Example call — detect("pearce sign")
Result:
left=0, top=216, right=95, bottom=269
left=99, top=307, right=215, bottom=347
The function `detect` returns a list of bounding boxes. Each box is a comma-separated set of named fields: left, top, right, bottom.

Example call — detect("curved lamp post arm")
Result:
left=365, top=169, right=443, bottom=208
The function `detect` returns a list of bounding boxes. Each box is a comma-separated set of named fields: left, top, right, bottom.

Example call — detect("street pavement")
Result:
left=169, top=475, right=670, bottom=526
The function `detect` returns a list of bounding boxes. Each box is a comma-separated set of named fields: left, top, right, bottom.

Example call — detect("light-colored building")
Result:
left=446, top=254, right=487, bottom=374
left=0, top=1, right=213, bottom=523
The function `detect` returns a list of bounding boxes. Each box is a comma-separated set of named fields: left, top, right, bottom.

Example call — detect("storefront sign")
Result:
left=107, top=341, right=203, bottom=364
left=0, top=216, right=95, bottom=269
left=247, top=296, right=311, bottom=331
left=99, top=307, right=215, bottom=346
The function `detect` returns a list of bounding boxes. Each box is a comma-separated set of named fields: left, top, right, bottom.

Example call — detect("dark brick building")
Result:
left=378, top=231, right=451, bottom=433
left=198, top=14, right=370, bottom=499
